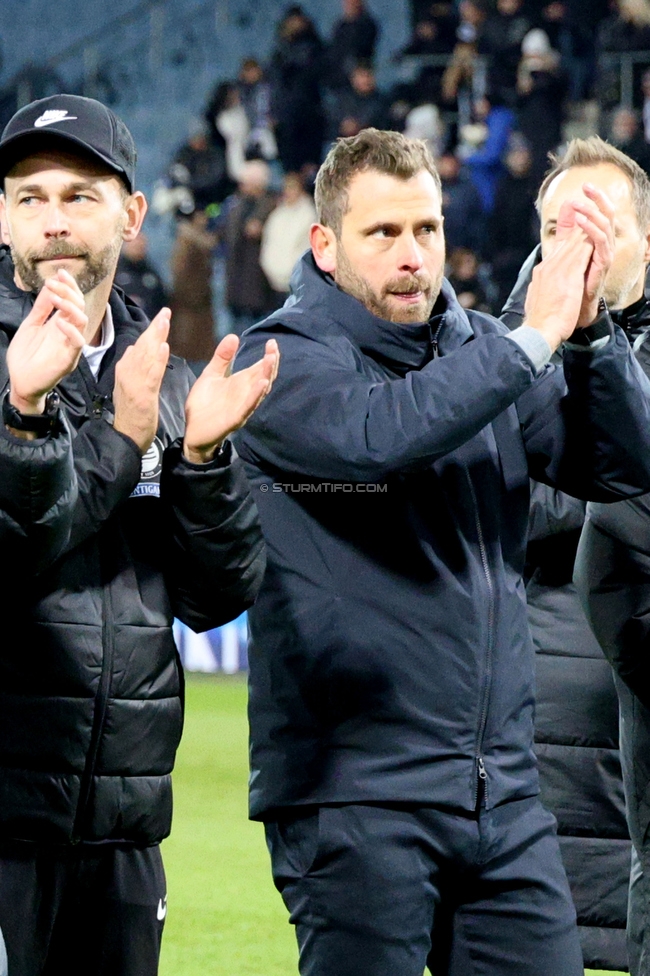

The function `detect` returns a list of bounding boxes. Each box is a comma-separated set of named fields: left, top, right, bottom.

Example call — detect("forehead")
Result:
left=344, top=169, right=441, bottom=225
left=542, top=163, right=635, bottom=219
left=4, top=150, right=121, bottom=194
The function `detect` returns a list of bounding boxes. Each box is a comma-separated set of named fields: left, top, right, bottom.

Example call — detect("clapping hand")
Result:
left=183, top=334, right=280, bottom=464
left=113, top=309, right=171, bottom=453
left=553, top=182, right=615, bottom=327
left=7, top=269, right=88, bottom=415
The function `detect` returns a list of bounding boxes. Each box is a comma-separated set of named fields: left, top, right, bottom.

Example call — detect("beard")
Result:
left=334, top=242, right=444, bottom=324
left=11, top=235, right=122, bottom=295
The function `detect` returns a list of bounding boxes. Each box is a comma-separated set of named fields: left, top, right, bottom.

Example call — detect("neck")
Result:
left=83, top=277, right=113, bottom=345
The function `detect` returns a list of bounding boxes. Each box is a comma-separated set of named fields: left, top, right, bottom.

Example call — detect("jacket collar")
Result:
left=276, top=251, right=474, bottom=371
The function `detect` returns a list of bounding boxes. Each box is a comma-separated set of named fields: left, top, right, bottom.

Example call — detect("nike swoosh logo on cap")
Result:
left=34, top=110, right=78, bottom=128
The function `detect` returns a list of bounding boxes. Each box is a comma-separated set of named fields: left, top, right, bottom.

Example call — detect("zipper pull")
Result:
left=477, top=756, right=487, bottom=781
left=91, top=394, right=109, bottom=419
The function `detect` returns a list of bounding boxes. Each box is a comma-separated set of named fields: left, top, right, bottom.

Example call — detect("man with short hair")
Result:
left=232, top=127, right=650, bottom=976
left=502, top=134, right=650, bottom=971
left=0, top=93, right=278, bottom=976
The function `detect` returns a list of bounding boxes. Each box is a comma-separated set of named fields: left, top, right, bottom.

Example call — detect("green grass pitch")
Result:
left=159, top=673, right=625, bottom=976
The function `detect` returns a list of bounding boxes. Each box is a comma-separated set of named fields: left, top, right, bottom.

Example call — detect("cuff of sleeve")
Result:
left=169, top=438, right=234, bottom=471
left=504, top=326, right=553, bottom=374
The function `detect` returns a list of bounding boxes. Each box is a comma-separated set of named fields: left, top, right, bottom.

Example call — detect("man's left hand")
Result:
left=555, top=183, right=615, bottom=327
left=183, top=335, right=280, bottom=464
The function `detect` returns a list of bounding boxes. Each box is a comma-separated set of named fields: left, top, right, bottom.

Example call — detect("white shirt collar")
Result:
left=82, top=304, right=115, bottom=379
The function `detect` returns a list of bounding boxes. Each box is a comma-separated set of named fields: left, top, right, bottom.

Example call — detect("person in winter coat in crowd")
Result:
left=225, top=159, right=278, bottom=335
left=260, top=172, right=316, bottom=303
left=500, top=135, right=650, bottom=972
left=0, top=94, right=279, bottom=976
left=169, top=209, right=216, bottom=372
left=231, top=126, right=650, bottom=976
left=115, top=233, right=168, bottom=324
left=268, top=6, right=325, bottom=174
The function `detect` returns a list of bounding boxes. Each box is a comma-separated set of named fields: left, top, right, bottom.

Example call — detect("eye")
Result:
left=18, top=195, right=38, bottom=206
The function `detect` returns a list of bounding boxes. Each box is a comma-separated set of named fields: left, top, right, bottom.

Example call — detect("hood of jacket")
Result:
left=259, top=250, right=477, bottom=374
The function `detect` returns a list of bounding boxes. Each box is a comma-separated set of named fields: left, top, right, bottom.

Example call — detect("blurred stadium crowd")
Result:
left=124, top=0, right=650, bottom=365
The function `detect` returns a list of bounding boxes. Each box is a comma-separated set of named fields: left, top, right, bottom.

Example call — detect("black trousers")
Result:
left=0, top=841, right=166, bottom=976
left=266, top=795, right=583, bottom=976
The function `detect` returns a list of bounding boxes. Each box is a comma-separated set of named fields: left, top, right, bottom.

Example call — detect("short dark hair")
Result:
left=537, top=135, right=650, bottom=228
left=314, top=128, right=441, bottom=237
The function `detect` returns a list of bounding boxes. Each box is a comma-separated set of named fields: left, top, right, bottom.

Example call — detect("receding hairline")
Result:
left=536, top=137, right=650, bottom=230
left=322, top=165, right=441, bottom=229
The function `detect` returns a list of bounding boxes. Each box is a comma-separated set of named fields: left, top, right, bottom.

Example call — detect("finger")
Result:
left=264, top=339, right=280, bottom=383
left=47, top=296, right=88, bottom=333
left=574, top=212, right=611, bottom=261
left=52, top=316, right=86, bottom=350
left=134, top=308, right=171, bottom=355
left=582, top=183, right=616, bottom=222
left=208, top=334, right=240, bottom=378
left=565, top=200, right=614, bottom=242
left=23, top=284, right=56, bottom=328
left=48, top=270, right=86, bottom=309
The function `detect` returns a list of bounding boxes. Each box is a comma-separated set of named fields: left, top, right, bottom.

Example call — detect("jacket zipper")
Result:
left=71, top=571, right=115, bottom=843
left=468, top=477, right=494, bottom=809
left=430, top=320, right=443, bottom=358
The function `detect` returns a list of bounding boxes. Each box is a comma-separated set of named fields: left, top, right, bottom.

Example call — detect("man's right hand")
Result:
left=6, top=269, right=87, bottom=415
left=113, top=309, right=171, bottom=453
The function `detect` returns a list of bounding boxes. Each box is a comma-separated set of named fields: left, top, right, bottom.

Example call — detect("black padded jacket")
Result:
left=0, top=246, right=265, bottom=847
left=502, top=246, right=650, bottom=971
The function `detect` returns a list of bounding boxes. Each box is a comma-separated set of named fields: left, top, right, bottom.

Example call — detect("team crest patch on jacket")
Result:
left=131, top=436, right=163, bottom=497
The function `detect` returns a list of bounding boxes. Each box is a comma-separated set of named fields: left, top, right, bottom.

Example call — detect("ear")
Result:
left=643, top=224, right=650, bottom=265
left=310, top=223, right=337, bottom=274
left=122, top=190, right=148, bottom=242
left=0, top=194, right=11, bottom=247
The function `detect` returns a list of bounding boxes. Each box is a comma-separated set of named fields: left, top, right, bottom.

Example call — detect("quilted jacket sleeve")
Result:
left=0, top=409, right=77, bottom=574
left=159, top=439, right=266, bottom=632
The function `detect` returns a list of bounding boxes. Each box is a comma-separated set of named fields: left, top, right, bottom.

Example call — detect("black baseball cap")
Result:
left=0, top=94, right=137, bottom=192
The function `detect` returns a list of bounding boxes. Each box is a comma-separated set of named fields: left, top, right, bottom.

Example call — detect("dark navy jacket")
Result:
left=233, top=252, right=650, bottom=820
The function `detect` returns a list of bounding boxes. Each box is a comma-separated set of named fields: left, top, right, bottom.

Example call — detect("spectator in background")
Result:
left=206, top=81, right=249, bottom=182
left=560, top=0, right=609, bottom=104
left=597, top=0, right=650, bottom=54
left=539, top=1, right=566, bottom=50
left=610, top=105, right=650, bottom=174
left=403, top=102, right=445, bottom=159
left=516, top=29, right=565, bottom=184
left=236, top=58, right=278, bottom=162
left=439, top=151, right=485, bottom=253
left=169, top=118, right=232, bottom=212
left=479, top=0, right=533, bottom=103
left=642, top=68, right=650, bottom=142
left=324, top=0, right=379, bottom=91
left=446, top=246, right=492, bottom=311
left=488, top=139, right=538, bottom=311
left=463, top=90, right=516, bottom=213
left=115, top=233, right=168, bottom=323
left=329, top=61, right=389, bottom=139
left=397, top=16, right=455, bottom=57
left=169, top=210, right=217, bottom=372
left=261, top=173, right=316, bottom=303
left=269, top=5, right=325, bottom=173
left=441, top=0, right=488, bottom=107
left=225, top=160, right=277, bottom=335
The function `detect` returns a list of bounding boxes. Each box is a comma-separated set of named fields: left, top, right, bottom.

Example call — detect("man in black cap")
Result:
left=0, top=94, right=278, bottom=975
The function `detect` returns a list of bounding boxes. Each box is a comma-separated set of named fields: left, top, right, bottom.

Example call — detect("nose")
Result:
left=43, top=202, right=70, bottom=239
left=396, top=233, right=424, bottom=273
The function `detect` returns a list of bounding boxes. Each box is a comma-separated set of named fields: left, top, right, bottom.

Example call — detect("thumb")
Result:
left=24, top=283, right=56, bottom=328
left=208, top=334, right=240, bottom=377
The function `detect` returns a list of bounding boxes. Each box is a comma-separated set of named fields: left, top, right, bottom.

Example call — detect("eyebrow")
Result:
left=362, top=218, right=440, bottom=235
left=15, top=180, right=102, bottom=195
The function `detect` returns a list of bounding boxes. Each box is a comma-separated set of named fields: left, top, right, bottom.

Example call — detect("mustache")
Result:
left=384, top=276, right=431, bottom=295
left=29, top=243, right=87, bottom=262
